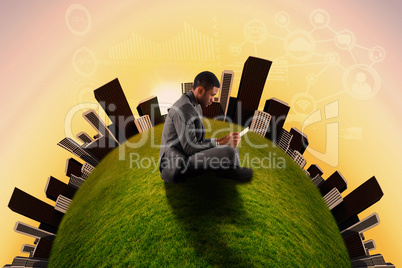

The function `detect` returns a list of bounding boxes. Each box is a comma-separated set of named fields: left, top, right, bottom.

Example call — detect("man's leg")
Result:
left=187, top=145, right=238, bottom=171
left=187, top=146, right=252, bottom=181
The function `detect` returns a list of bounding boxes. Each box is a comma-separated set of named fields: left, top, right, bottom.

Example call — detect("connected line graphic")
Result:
left=231, top=9, right=385, bottom=118
left=66, top=6, right=383, bottom=145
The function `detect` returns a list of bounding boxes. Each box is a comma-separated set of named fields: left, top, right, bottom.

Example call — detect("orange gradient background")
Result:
left=1, top=0, right=401, bottom=265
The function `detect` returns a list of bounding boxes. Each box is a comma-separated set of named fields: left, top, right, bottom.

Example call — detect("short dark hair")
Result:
left=193, top=71, right=220, bottom=91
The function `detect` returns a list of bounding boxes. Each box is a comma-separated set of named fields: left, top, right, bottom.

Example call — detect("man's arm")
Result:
left=172, top=105, right=216, bottom=156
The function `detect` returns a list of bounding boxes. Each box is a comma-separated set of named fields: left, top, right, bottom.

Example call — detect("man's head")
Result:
left=192, top=71, right=220, bottom=107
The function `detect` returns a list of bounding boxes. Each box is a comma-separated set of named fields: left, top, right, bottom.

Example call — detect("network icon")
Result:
left=230, top=8, right=385, bottom=119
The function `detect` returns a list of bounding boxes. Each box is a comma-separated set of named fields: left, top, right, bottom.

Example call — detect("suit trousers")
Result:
left=160, top=145, right=240, bottom=183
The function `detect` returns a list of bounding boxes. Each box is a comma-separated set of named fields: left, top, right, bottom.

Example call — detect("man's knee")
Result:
left=219, top=146, right=237, bottom=167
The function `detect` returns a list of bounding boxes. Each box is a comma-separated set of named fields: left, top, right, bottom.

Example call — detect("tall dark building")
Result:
left=289, top=128, right=309, bottom=154
left=94, top=78, right=138, bottom=143
left=14, top=222, right=55, bottom=240
left=307, top=164, right=323, bottom=179
left=6, top=257, right=48, bottom=268
left=319, top=171, right=347, bottom=196
left=201, top=102, right=222, bottom=119
left=76, top=131, right=93, bottom=144
left=225, top=97, right=238, bottom=122
left=331, top=176, right=383, bottom=227
left=234, top=56, right=272, bottom=127
left=8, top=188, right=63, bottom=233
left=136, top=96, right=164, bottom=126
left=58, top=138, right=99, bottom=167
left=65, top=158, right=82, bottom=178
left=45, top=176, right=77, bottom=201
left=263, top=98, right=290, bottom=143
left=219, top=70, right=234, bottom=120
left=83, top=136, right=117, bottom=162
left=31, top=237, right=53, bottom=259
left=342, top=231, right=366, bottom=259
left=83, top=109, right=119, bottom=144
left=341, top=212, right=380, bottom=239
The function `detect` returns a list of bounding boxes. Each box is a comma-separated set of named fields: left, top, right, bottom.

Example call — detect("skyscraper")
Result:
left=21, top=244, right=35, bottom=257
left=323, top=188, right=343, bottom=210
left=58, top=138, right=99, bottom=167
left=341, top=212, right=380, bottom=238
left=81, top=163, right=95, bottom=180
left=83, top=136, right=117, bottom=162
left=263, top=98, right=290, bottom=143
left=32, top=237, right=53, bottom=259
left=5, top=256, right=48, bottom=268
left=307, top=164, right=323, bottom=179
left=319, top=171, right=347, bottom=196
left=250, top=110, right=271, bottom=137
left=225, top=97, right=238, bottom=122
left=201, top=102, right=222, bottom=118
left=351, top=254, right=394, bottom=268
left=45, top=176, right=76, bottom=201
left=219, top=70, right=234, bottom=120
left=311, top=174, right=325, bottom=188
left=76, top=131, right=93, bottom=144
left=331, top=176, right=383, bottom=228
left=136, top=96, right=164, bottom=126
left=277, top=128, right=293, bottom=152
left=234, top=56, right=272, bottom=127
left=65, top=158, right=83, bottom=178
left=83, top=109, right=119, bottom=144
left=14, top=221, right=55, bottom=240
left=69, top=174, right=85, bottom=189
left=135, top=115, right=153, bottom=133
left=289, top=128, right=309, bottom=154
left=8, top=188, right=63, bottom=233
left=343, top=231, right=366, bottom=259
left=94, top=78, right=138, bottom=143
left=292, top=150, right=307, bottom=168
left=181, top=82, right=193, bottom=94
left=54, top=195, right=72, bottom=214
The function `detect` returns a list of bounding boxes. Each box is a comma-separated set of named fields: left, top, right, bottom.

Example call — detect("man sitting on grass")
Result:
left=159, top=71, right=253, bottom=183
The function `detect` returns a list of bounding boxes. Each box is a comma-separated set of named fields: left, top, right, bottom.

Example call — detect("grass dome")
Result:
left=49, top=120, right=349, bottom=267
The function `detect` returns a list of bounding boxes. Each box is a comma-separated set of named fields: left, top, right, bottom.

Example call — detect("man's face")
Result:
left=200, top=86, right=219, bottom=107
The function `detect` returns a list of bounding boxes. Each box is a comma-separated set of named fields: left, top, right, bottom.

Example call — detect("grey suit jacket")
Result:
left=159, top=91, right=216, bottom=182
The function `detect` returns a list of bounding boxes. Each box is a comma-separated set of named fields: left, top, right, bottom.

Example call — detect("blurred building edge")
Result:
left=250, top=110, right=271, bottom=137
left=234, top=56, right=272, bottom=127
left=135, top=115, right=153, bottom=133
left=137, top=96, right=164, bottom=126
left=94, top=78, right=139, bottom=143
left=219, top=70, right=234, bottom=121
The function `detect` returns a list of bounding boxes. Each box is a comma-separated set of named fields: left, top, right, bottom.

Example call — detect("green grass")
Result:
left=49, top=120, right=350, bottom=267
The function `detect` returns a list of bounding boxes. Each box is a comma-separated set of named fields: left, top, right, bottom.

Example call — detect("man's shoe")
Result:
left=214, top=166, right=253, bottom=182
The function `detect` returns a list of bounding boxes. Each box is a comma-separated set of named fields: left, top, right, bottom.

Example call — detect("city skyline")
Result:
left=3, top=61, right=395, bottom=265
left=2, top=1, right=400, bottom=265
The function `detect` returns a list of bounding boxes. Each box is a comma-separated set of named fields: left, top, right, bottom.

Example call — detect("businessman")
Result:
left=159, top=71, right=253, bottom=183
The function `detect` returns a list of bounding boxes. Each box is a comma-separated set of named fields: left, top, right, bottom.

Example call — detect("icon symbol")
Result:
left=72, top=47, right=97, bottom=77
left=229, top=43, right=241, bottom=56
left=275, top=11, right=290, bottom=27
left=306, top=73, right=318, bottom=84
left=369, top=46, right=386, bottom=62
left=325, top=52, right=340, bottom=66
left=335, top=30, right=356, bottom=50
left=285, top=30, right=315, bottom=61
left=291, top=93, right=316, bottom=115
left=343, top=64, right=380, bottom=99
left=310, top=9, right=330, bottom=28
left=65, top=4, right=91, bottom=36
left=297, top=100, right=311, bottom=111
left=244, top=19, right=268, bottom=44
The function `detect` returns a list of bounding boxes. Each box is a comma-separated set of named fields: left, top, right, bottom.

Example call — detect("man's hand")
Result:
left=217, top=132, right=241, bottom=148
